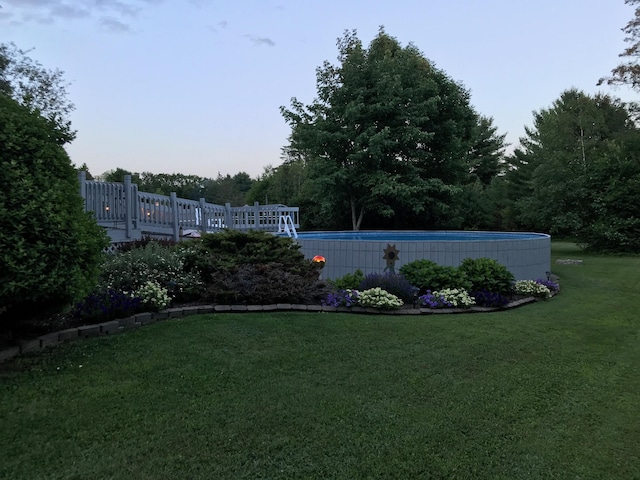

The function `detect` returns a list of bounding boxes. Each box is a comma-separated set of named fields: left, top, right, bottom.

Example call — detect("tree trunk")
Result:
left=350, top=198, right=365, bottom=231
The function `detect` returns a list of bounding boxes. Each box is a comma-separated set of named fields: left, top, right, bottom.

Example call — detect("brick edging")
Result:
left=0, top=297, right=537, bottom=363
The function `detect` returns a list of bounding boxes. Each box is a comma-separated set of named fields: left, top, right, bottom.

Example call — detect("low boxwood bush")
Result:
left=458, top=257, right=514, bottom=296
left=359, top=273, right=417, bottom=303
left=399, top=259, right=471, bottom=293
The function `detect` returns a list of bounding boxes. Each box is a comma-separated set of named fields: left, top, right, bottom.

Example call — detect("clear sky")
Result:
left=1, top=0, right=636, bottom=179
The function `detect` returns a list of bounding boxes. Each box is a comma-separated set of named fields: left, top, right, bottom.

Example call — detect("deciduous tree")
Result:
left=281, top=28, right=477, bottom=230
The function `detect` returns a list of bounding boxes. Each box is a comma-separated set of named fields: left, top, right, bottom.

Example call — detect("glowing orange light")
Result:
left=312, top=255, right=326, bottom=267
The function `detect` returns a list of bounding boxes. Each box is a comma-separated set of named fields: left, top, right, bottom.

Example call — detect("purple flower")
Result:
left=418, top=290, right=453, bottom=309
left=322, top=289, right=360, bottom=307
left=535, top=278, right=559, bottom=292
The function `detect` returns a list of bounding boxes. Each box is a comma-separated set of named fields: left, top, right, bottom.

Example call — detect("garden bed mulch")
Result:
left=0, top=297, right=537, bottom=364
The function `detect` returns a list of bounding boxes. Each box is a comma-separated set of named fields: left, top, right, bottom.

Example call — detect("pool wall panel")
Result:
left=296, top=231, right=551, bottom=281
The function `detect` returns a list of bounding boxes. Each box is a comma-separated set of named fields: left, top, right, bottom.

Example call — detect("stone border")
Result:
left=0, top=297, right=537, bottom=363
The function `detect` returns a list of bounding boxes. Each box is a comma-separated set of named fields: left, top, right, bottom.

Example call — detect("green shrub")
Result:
left=182, top=230, right=309, bottom=281
left=203, top=263, right=327, bottom=305
left=100, top=242, right=203, bottom=302
left=458, top=257, right=515, bottom=296
left=329, top=269, right=365, bottom=291
left=0, top=95, right=109, bottom=327
left=181, top=230, right=326, bottom=304
left=399, top=259, right=471, bottom=293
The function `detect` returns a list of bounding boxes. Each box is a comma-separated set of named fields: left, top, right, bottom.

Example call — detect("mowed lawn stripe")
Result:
left=1, top=243, right=638, bottom=479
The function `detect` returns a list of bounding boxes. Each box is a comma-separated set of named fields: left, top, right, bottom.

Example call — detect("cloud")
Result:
left=20, top=11, right=55, bottom=24
left=243, top=35, right=275, bottom=47
left=3, top=0, right=52, bottom=6
left=50, top=4, right=90, bottom=19
left=0, top=0, right=163, bottom=31
left=95, top=0, right=142, bottom=17
left=99, top=15, right=133, bottom=33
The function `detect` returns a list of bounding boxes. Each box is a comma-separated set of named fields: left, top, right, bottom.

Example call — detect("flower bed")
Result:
left=0, top=234, right=559, bottom=362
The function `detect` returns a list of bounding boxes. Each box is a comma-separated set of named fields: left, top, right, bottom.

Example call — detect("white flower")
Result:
left=433, top=288, right=475, bottom=308
left=358, top=288, right=403, bottom=309
left=514, top=280, right=551, bottom=298
left=135, top=280, right=171, bottom=310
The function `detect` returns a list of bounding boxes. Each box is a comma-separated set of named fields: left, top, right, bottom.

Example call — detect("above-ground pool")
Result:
left=295, top=231, right=551, bottom=281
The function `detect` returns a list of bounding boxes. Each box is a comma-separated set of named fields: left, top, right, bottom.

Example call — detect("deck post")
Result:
left=170, top=192, right=180, bottom=241
left=225, top=202, right=232, bottom=230
left=131, top=183, right=139, bottom=230
left=124, top=175, right=132, bottom=239
left=199, top=198, right=207, bottom=234
left=254, top=202, right=260, bottom=229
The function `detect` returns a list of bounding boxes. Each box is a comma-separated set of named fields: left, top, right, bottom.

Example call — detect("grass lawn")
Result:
left=1, top=242, right=639, bottom=479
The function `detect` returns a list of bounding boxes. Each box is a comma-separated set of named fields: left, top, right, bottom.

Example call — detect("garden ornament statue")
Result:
left=383, top=244, right=399, bottom=274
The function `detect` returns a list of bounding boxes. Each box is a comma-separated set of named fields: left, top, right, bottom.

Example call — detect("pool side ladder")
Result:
left=278, top=214, right=298, bottom=238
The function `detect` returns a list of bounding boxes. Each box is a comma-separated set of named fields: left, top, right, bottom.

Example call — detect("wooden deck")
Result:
left=79, top=172, right=299, bottom=242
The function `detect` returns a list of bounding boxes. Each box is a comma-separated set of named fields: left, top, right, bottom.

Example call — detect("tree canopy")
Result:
left=281, top=28, right=478, bottom=230
left=0, top=42, right=76, bottom=144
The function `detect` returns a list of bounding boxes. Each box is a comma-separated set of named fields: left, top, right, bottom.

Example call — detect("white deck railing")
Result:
left=78, top=172, right=300, bottom=242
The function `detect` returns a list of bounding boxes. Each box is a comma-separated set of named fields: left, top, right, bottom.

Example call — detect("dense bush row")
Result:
left=324, top=257, right=559, bottom=310
left=6, top=228, right=560, bottom=333
left=81, top=236, right=559, bottom=320
left=66, top=230, right=330, bottom=323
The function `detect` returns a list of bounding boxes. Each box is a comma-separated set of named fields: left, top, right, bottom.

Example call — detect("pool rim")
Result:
left=293, top=230, right=551, bottom=242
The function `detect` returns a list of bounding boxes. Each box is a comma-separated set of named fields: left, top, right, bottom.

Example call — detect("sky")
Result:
left=1, top=0, right=637, bottom=180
